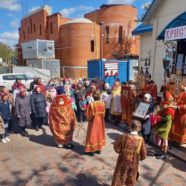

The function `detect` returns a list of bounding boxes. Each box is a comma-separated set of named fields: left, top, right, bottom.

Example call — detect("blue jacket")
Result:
left=0, top=101, right=10, bottom=121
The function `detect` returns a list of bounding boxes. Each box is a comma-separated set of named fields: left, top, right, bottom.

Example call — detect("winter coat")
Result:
left=0, top=101, right=10, bottom=122
left=30, top=93, right=47, bottom=118
left=15, top=94, right=31, bottom=127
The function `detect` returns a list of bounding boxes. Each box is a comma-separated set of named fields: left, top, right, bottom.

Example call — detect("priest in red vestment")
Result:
left=49, top=95, right=77, bottom=149
left=85, top=90, right=106, bottom=156
left=142, top=80, right=157, bottom=103
left=172, top=85, right=186, bottom=144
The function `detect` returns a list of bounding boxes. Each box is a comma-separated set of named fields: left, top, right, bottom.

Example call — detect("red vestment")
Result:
left=49, top=95, right=77, bottom=144
left=111, top=134, right=147, bottom=186
left=142, top=83, right=157, bottom=102
left=121, top=85, right=136, bottom=125
left=164, top=83, right=176, bottom=95
left=172, top=91, right=186, bottom=144
left=85, top=101, right=105, bottom=152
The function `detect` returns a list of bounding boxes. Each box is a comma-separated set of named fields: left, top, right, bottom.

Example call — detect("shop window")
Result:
left=40, top=24, right=42, bottom=35
left=50, top=22, right=53, bottom=34
left=118, top=26, right=123, bottom=44
left=91, top=40, right=94, bottom=52
left=33, top=24, right=36, bottom=33
left=105, top=26, right=109, bottom=44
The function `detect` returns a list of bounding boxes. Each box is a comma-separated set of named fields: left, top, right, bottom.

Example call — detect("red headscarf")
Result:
left=160, top=92, right=175, bottom=119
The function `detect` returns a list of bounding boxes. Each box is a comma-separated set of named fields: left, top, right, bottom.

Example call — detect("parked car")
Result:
left=0, top=73, right=34, bottom=91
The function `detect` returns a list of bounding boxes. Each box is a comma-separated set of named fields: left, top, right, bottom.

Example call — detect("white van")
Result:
left=0, top=73, right=34, bottom=91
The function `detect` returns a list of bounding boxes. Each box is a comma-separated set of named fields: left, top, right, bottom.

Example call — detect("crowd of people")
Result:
left=0, top=74, right=186, bottom=186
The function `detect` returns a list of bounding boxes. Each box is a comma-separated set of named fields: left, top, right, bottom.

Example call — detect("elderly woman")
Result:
left=139, top=93, right=154, bottom=143
left=15, top=87, right=31, bottom=136
left=30, top=86, right=47, bottom=131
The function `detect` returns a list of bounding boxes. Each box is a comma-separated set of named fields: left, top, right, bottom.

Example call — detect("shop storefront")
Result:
left=158, top=12, right=186, bottom=78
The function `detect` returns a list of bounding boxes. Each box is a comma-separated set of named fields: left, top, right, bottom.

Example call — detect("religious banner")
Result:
left=121, top=85, right=132, bottom=123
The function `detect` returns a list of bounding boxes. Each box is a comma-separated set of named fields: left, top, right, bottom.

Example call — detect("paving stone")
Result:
left=0, top=122, right=185, bottom=186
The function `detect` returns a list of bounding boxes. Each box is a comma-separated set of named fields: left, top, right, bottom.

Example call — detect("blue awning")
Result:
left=132, top=23, right=153, bottom=35
left=157, top=11, right=186, bottom=40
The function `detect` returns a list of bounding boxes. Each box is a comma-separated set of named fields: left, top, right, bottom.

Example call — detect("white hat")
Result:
left=144, top=93, right=152, bottom=101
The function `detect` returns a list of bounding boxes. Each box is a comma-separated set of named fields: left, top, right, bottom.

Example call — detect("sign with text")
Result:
left=165, top=25, right=186, bottom=41
left=104, top=62, right=118, bottom=76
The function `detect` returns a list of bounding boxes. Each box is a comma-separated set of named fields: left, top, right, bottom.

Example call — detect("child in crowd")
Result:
left=86, top=92, right=94, bottom=105
left=0, top=94, right=11, bottom=143
left=111, top=120, right=147, bottom=186
left=101, top=83, right=111, bottom=121
left=79, top=95, right=87, bottom=123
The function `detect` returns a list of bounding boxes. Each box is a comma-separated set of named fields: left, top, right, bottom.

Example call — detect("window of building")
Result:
left=50, top=22, right=53, bottom=34
left=105, top=26, right=109, bottom=44
left=91, top=40, right=94, bottom=52
left=23, top=31, right=25, bottom=39
left=33, top=24, right=36, bottom=33
left=28, top=26, right=30, bottom=34
left=118, top=26, right=123, bottom=44
left=30, top=18, right=32, bottom=34
left=40, top=24, right=42, bottom=35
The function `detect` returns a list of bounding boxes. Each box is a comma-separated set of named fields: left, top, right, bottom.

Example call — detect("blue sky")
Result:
left=0, top=0, right=152, bottom=48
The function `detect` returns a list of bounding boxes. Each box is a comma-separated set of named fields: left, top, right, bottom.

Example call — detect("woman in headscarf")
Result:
left=12, top=79, right=26, bottom=91
left=15, top=87, right=31, bottom=136
left=155, top=92, right=176, bottom=159
left=30, top=86, right=47, bottom=131
left=140, top=93, right=154, bottom=143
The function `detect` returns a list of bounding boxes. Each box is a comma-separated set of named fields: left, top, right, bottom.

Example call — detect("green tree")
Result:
left=0, top=42, right=17, bottom=63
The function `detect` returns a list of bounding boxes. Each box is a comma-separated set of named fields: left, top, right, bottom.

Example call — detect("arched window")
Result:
left=50, top=22, right=53, bottom=34
left=90, top=40, right=94, bottom=52
left=30, top=18, right=32, bottom=34
left=23, top=31, right=25, bottom=39
left=27, top=26, right=30, bottom=34
left=40, top=24, right=42, bottom=35
left=105, top=26, right=109, bottom=44
left=33, top=24, right=36, bottom=33
left=118, top=26, right=123, bottom=44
